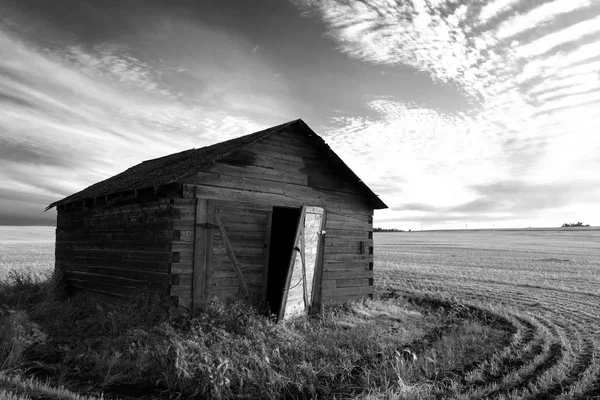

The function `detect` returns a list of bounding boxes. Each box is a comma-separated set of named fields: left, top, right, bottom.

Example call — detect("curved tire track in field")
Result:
left=377, top=231, right=600, bottom=399
left=393, top=278, right=600, bottom=399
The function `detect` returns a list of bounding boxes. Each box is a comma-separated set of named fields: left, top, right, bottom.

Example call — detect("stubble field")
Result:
left=375, top=228, right=600, bottom=399
left=1, top=226, right=599, bottom=399
left=0, top=226, right=54, bottom=279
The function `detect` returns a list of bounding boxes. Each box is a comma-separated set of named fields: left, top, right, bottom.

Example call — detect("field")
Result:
left=1, top=226, right=599, bottom=399
left=376, top=228, right=600, bottom=399
left=0, top=226, right=55, bottom=279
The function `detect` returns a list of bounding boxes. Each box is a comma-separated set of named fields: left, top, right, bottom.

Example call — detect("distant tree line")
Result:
left=373, top=227, right=405, bottom=232
left=561, top=222, right=590, bottom=227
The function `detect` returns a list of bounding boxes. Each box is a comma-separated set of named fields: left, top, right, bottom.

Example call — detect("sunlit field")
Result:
left=0, top=226, right=54, bottom=279
left=375, top=228, right=600, bottom=399
left=2, top=226, right=600, bottom=399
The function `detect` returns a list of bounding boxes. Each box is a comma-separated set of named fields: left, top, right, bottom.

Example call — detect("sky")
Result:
left=1, top=0, right=599, bottom=230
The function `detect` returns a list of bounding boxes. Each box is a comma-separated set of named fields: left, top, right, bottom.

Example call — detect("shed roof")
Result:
left=47, top=119, right=387, bottom=210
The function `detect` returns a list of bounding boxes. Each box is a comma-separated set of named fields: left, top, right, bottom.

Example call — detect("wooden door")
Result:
left=193, top=198, right=271, bottom=310
left=279, top=206, right=326, bottom=320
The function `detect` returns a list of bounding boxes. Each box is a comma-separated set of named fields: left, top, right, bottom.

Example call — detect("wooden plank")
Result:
left=171, top=285, right=192, bottom=297
left=65, top=270, right=169, bottom=292
left=213, top=274, right=263, bottom=286
left=172, top=244, right=195, bottom=252
left=217, top=206, right=268, bottom=218
left=323, top=242, right=362, bottom=255
left=218, top=214, right=266, bottom=225
left=71, top=248, right=173, bottom=262
left=177, top=295, right=192, bottom=310
left=327, top=212, right=373, bottom=223
left=220, top=151, right=274, bottom=168
left=248, top=142, right=324, bottom=166
left=192, top=198, right=208, bottom=309
left=212, top=254, right=264, bottom=265
left=66, top=256, right=170, bottom=272
left=215, top=221, right=266, bottom=233
left=195, top=185, right=370, bottom=214
left=214, top=213, right=249, bottom=296
left=171, top=262, right=193, bottom=274
left=212, top=264, right=263, bottom=275
left=324, top=253, right=373, bottom=263
left=307, top=173, right=362, bottom=194
left=177, top=274, right=193, bottom=287
left=252, top=134, right=311, bottom=149
left=262, top=210, right=272, bottom=301
left=173, top=220, right=194, bottom=232
left=63, top=265, right=171, bottom=283
left=204, top=204, right=215, bottom=299
left=326, top=286, right=374, bottom=298
left=190, top=172, right=370, bottom=208
left=324, top=239, right=373, bottom=246
left=209, top=163, right=308, bottom=186
left=326, top=228, right=371, bottom=238
left=326, top=219, right=373, bottom=231
left=173, top=198, right=196, bottom=208
left=212, top=243, right=264, bottom=256
left=225, top=231, right=266, bottom=240
left=310, top=209, right=326, bottom=315
left=323, top=270, right=373, bottom=279
left=213, top=268, right=263, bottom=278
left=324, top=262, right=371, bottom=271
left=210, top=198, right=273, bottom=212
left=336, top=278, right=370, bottom=288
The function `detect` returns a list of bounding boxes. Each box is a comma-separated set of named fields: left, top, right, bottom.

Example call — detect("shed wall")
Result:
left=55, top=197, right=176, bottom=301
left=170, top=127, right=374, bottom=307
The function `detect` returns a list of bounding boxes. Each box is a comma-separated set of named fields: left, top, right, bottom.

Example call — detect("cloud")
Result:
left=295, top=0, right=600, bottom=229
left=321, top=97, right=504, bottom=205
left=495, top=0, right=594, bottom=40
left=0, top=12, right=298, bottom=225
left=64, top=44, right=176, bottom=98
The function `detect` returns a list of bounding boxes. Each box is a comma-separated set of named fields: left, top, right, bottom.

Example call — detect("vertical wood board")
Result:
left=192, top=198, right=208, bottom=309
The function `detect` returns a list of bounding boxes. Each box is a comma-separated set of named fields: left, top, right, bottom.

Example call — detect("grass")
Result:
left=0, top=372, right=107, bottom=400
left=0, top=271, right=509, bottom=399
left=2, top=226, right=599, bottom=399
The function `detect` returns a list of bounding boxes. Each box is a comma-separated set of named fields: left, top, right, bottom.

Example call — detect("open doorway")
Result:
left=266, top=206, right=301, bottom=318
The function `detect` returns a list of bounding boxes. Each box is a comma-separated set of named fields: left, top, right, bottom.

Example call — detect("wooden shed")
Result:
left=47, top=119, right=387, bottom=320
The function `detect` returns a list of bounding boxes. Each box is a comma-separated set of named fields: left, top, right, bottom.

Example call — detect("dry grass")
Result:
left=3, top=226, right=599, bottom=399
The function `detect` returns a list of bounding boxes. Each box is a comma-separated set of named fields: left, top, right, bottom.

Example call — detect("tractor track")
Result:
left=378, top=230, right=600, bottom=399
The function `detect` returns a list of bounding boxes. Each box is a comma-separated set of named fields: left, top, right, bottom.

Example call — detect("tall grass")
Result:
left=0, top=269, right=511, bottom=399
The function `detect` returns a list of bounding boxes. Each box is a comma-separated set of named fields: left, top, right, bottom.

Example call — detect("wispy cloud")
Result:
left=295, top=0, right=600, bottom=228
left=495, top=0, right=593, bottom=40
left=0, top=13, right=294, bottom=225
left=478, top=0, right=521, bottom=23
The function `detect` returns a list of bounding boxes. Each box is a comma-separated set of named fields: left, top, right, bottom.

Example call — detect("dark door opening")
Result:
left=266, top=206, right=302, bottom=318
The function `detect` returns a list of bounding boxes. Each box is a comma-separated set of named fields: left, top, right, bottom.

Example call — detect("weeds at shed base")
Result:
left=0, top=270, right=512, bottom=399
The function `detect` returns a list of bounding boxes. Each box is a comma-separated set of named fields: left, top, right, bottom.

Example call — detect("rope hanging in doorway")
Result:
left=288, top=246, right=308, bottom=307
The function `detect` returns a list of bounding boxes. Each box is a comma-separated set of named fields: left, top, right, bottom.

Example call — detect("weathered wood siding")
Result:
left=174, top=126, right=374, bottom=305
left=169, top=198, right=271, bottom=309
left=55, top=197, right=176, bottom=302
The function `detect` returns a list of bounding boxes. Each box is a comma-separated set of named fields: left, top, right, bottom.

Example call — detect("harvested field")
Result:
left=0, top=226, right=54, bottom=279
left=376, top=228, right=600, bottom=399
left=1, top=226, right=599, bottom=399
